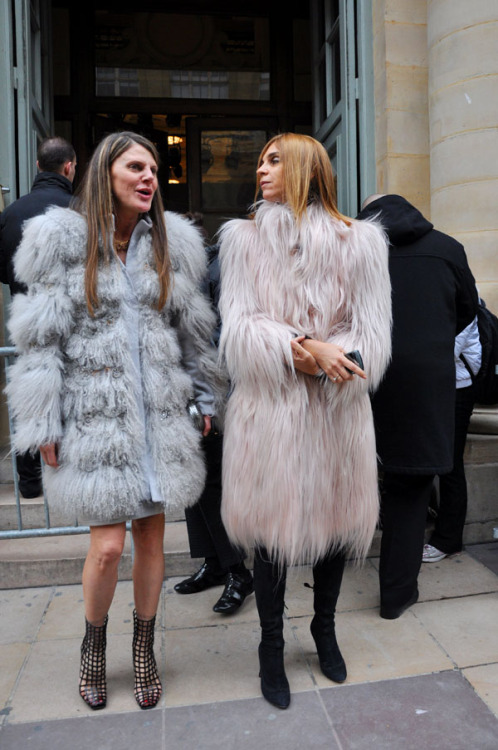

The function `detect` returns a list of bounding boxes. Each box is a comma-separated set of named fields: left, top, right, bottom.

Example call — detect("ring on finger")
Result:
left=332, top=376, right=338, bottom=382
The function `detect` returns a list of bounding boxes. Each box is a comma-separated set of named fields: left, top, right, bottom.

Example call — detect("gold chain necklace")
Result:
left=114, top=238, right=130, bottom=253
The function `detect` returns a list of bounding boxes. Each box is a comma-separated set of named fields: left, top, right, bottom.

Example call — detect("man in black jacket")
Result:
left=0, top=136, right=76, bottom=497
left=357, top=194, right=478, bottom=619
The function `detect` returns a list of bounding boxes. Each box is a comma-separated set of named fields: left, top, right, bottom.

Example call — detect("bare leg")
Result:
left=82, top=523, right=127, bottom=625
left=131, top=513, right=165, bottom=619
left=130, top=512, right=165, bottom=709
left=79, top=522, right=126, bottom=709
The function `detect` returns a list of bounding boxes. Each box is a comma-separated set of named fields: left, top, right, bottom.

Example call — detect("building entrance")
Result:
left=52, top=2, right=312, bottom=236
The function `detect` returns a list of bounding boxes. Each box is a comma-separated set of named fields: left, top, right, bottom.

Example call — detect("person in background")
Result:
left=357, top=194, right=478, bottom=620
left=174, top=241, right=254, bottom=615
left=218, top=133, right=392, bottom=709
left=0, top=136, right=76, bottom=498
left=6, top=131, right=221, bottom=711
left=423, top=316, right=482, bottom=562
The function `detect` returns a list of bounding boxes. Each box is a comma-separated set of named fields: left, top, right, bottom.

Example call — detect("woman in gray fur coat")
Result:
left=6, top=132, right=220, bottom=711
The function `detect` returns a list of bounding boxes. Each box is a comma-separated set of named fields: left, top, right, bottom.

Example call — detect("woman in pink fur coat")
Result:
left=218, top=133, right=392, bottom=709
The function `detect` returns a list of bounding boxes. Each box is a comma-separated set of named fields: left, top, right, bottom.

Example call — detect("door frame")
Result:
left=311, top=0, right=375, bottom=216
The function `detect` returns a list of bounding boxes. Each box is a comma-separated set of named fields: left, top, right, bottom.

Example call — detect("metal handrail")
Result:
left=0, top=345, right=93, bottom=540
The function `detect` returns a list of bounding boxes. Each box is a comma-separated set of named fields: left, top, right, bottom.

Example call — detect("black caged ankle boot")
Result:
left=132, top=610, right=162, bottom=710
left=79, top=616, right=108, bottom=710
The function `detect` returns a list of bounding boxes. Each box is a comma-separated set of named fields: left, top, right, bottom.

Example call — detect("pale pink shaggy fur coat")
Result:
left=218, top=201, right=392, bottom=566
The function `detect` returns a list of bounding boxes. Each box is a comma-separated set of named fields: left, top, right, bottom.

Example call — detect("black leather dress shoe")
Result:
left=174, top=563, right=227, bottom=594
left=212, top=572, right=254, bottom=614
left=380, top=588, right=419, bottom=620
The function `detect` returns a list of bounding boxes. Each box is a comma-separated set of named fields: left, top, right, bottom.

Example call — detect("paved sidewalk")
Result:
left=1, top=543, right=497, bottom=749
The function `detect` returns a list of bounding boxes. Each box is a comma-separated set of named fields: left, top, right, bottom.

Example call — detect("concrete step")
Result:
left=3, top=515, right=497, bottom=591
left=0, top=481, right=199, bottom=588
left=0, top=484, right=70, bottom=531
left=0, top=518, right=200, bottom=589
left=0, top=524, right=382, bottom=590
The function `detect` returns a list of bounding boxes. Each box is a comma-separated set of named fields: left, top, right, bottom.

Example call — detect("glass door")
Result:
left=187, top=118, right=275, bottom=243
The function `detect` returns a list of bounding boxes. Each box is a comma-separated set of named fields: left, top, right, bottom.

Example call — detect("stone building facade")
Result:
left=372, top=0, right=497, bottom=312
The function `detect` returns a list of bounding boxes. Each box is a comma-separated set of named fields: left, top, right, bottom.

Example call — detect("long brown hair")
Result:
left=73, top=131, right=171, bottom=315
left=255, top=133, right=351, bottom=226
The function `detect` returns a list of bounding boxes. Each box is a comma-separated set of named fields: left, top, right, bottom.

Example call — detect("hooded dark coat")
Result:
left=0, top=172, right=73, bottom=295
left=357, top=194, right=478, bottom=475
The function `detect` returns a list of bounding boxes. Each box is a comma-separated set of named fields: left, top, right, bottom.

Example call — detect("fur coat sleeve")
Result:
left=218, top=216, right=299, bottom=393
left=321, top=216, right=392, bottom=396
left=165, top=212, right=227, bottom=416
left=218, top=202, right=391, bottom=397
left=7, top=208, right=79, bottom=451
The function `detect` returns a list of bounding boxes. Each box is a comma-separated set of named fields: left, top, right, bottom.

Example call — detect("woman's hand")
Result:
left=301, top=339, right=366, bottom=384
left=291, top=336, right=321, bottom=376
left=40, top=443, right=60, bottom=468
left=202, top=414, right=212, bottom=437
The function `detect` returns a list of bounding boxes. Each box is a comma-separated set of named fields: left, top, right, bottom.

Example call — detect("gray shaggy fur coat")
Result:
left=218, top=201, right=392, bottom=566
left=6, top=206, right=222, bottom=523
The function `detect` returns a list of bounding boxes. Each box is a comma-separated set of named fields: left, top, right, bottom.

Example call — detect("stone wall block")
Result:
left=427, top=0, right=497, bottom=47
left=387, top=110, right=430, bottom=154
left=385, top=0, right=427, bottom=25
left=385, top=22, right=428, bottom=67
left=429, top=23, right=498, bottom=93
left=430, top=77, right=498, bottom=143
left=465, top=464, right=498, bottom=523
left=465, top=434, right=498, bottom=463
left=430, top=130, right=498, bottom=192
left=432, top=180, right=498, bottom=234
left=382, top=154, right=430, bottom=215
left=386, top=63, right=428, bottom=112
left=452, top=231, right=498, bottom=288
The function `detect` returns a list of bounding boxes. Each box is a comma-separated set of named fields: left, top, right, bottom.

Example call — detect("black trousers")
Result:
left=184, top=431, right=245, bottom=572
left=429, top=385, right=475, bottom=555
left=16, top=450, right=42, bottom=498
left=379, top=472, right=435, bottom=609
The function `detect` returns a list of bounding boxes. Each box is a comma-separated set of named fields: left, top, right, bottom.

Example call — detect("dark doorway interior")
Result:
left=52, top=1, right=312, bottom=242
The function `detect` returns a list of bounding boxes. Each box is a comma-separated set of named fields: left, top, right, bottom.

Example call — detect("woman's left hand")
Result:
left=40, top=442, right=60, bottom=468
left=202, top=414, right=212, bottom=437
left=291, top=336, right=321, bottom=375
left=302, top=339, right=366, bottom=384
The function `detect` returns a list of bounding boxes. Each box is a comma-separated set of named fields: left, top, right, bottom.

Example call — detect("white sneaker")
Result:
left=422, top=544, right=447, bottom=563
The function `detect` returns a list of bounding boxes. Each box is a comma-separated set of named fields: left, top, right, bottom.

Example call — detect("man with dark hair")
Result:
left=0, top=135, right=76, bottom=497
left=0, top=136, right=76, bottom=294
left=36, top=136, right=76, bottom=175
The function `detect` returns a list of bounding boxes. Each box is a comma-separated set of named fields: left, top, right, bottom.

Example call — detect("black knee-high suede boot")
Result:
left=310, top=551, right=347, bottom=683
left=253, top=547, right=290, bottom=709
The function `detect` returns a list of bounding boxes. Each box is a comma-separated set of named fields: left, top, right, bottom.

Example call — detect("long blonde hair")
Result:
left=73, top=131, right=171, bottom=315
left=255, top=133, right=351, bottom=226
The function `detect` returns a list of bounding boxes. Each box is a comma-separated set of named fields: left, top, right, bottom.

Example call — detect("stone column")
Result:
left=372, top=0, right=430, bottom=216
left=428, top=2, right=498, bottom=522
left=428, top=1, right=498, bottom=312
